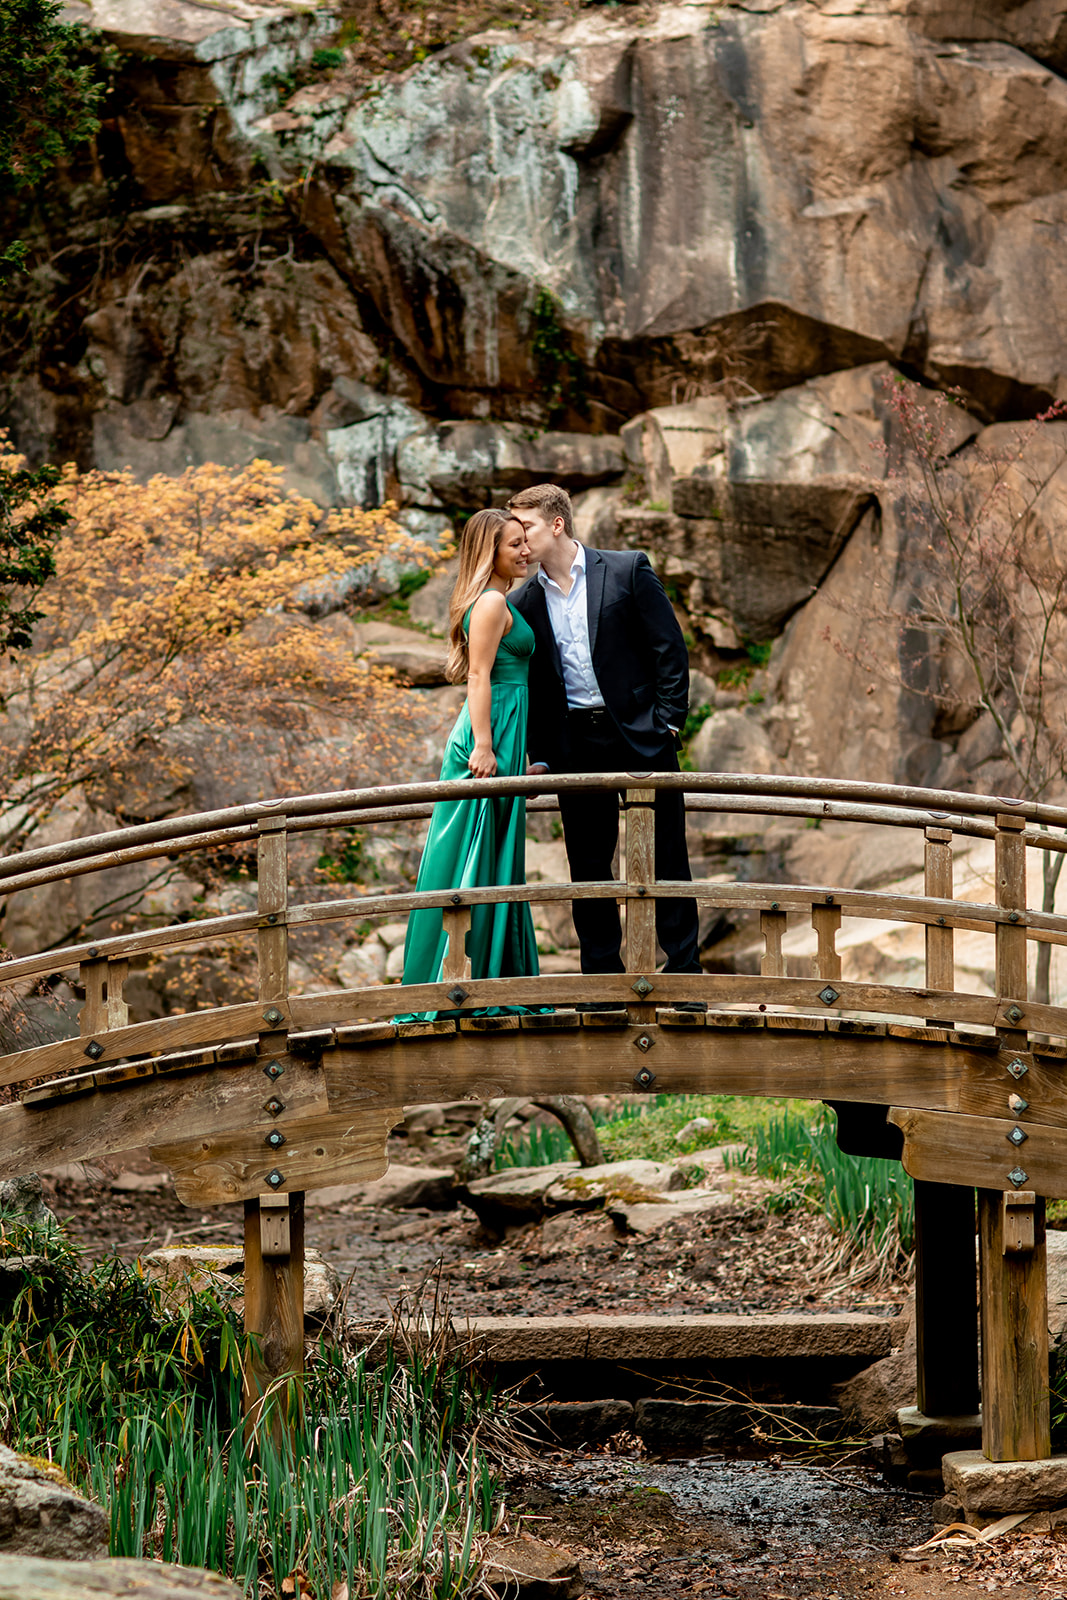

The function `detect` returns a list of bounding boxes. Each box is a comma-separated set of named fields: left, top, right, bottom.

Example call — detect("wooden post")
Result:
left=625, top=786, right=657, bottom=1024
left=912, top=825, right=980, bottom=1420
left=243, top=1190, right=305, bottom=1445
left=977, top=811, right=1049, bottom=1461
left=245, top=814, right=304, bottom=1437
left=979, top=1186, right=1049, bottom=1461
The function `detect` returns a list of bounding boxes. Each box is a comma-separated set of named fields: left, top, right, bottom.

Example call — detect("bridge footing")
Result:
left=940, top=1450, right=1067, bottom=1521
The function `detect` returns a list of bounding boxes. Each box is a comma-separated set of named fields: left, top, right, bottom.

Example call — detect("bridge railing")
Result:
left=3, top=772, right=1066, bottom=1464
left=1, top=773, right=1066, bottom=1092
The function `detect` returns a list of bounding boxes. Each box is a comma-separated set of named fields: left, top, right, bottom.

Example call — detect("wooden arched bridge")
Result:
left=1, top=773, right=1066, bottom=1465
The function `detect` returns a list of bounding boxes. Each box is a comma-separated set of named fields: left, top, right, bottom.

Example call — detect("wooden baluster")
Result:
left=79, top=957, right=107, bottom=1050
left=246, top=813, right=302, bottom=1439
left=924, top=826, right=955, bottom=1014
left=625, top=786, right=657, bottom=1023
left=257, top=814, right=289, bottom=1012
left=978, top=811, right=1048, bottom=1461
left=811, top=902, right=841, bottom=983
left=107, top=958, right=129, bottom=1031
left=760, top=909, right=787, bottom=978
left=914, top=825, right=980, bottom=1424
left=441, top=905, right=472, bottom=981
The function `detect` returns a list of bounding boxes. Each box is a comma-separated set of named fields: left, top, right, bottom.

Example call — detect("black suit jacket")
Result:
left=511, top=546, right=690, bottom=770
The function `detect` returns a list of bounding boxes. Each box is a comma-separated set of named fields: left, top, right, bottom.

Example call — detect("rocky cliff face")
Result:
left=5, top=0, right=1067, bottom=807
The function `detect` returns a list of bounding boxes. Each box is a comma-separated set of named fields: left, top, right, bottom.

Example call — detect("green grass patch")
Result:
left=3, top=1212, right=503, bottom=1598
left=494, top=1094, right=818, bottom=1170
left=728, top=1104, right=915, bottom=1264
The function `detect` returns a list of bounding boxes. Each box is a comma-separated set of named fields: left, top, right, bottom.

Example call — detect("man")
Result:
left=508, top=482, right=701, bottom=984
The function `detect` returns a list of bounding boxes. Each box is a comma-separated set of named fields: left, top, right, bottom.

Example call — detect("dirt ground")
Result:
left=44, top=1136, right=903, bottom=1320
left=40, top=1150, right=1067, bottom=1600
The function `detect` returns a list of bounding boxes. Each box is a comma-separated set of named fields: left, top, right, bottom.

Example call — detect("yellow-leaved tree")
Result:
left=0, top=445, right=444, bottom=1009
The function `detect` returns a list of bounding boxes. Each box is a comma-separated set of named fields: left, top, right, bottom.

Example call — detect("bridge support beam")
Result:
left=978, top=1187, right=1049, bottom=1462
left=243, top=1189, right=305, bottom=1443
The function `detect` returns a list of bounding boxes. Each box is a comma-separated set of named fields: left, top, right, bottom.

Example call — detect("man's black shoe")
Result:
left=575, top=1000, right=626, bottom=1013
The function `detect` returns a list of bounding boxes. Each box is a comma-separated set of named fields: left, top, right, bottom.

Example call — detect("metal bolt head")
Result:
left=266, top=1169, right=284, bottom=1189
left=1006, top=1005, right=1024, bottom=1025
left=1008, top=1166, right=1029, bottom=1188
left=1008, top=1093, right=1029, bottom=1116
left=267, top=913, right=278, bottom=925
left=634, top=1034, right=654, bottom=1053
left=1007, top=1058, right=1029, bottom=1080
left=263, top=1006, right=284, bottom=1027
left=263, top=1096, right=286, bottom=1117
left=447, top=985, right=469, bottom=1006
left=84, top=1040, right=103, bottom=1061
left=818, top=986, right=840, bottom=1006
left=633, top=1067, right=656, bottom=1089
left=87, top=946, right=99, bottom=959
left=1009, top=911, right=1020, bottom=924
left=631, top=977, right=654, bottom=997
left=1008, top=1125, right=1028, bottom=1146
left=262, top=1060, right=284, bottom=1081
left=266, top=1130, right=286, bottom=1149
left=450, top=893, right=462, bottom=905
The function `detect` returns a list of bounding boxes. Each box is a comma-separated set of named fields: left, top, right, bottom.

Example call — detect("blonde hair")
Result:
left=446, top=508, right=523, bottom=683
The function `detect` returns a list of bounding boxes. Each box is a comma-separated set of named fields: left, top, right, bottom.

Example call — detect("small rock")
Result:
left=315, top=1163, right=456, bottom=1211
left=835, top=1295, right=916, bottom=1432
left=942, top=1449, right=1067, bottom=1515
left=142, top=1246, right=244, bottom=1308
left=542, top=1159, right=685, bottom=1208
left=0, top=1445, right=109, bottom=1561
left=110, top=1171, right=169, bottom=1193
left=337, top=942, right=387, bottom=986
left=142, top=1247, right=341, bottom=1315
left=403, top=1105, right=446, bottom=1135
left=352, top=619, right=449, bottom=685
left=0, top=1176, right=57, bottom=1232
left=609, top=1191, right=738, bottom=1234
left=385, top=944, right=406, bottom=979
left=674, top=1116, right=714, bottom=1145
left=376, top=921, right=410, bottom=950
left=303, top=1251, right=342, bottom=1319
left=528, top=1399, right=633, bottom=1448
left=484, top=1533, right=583, bottom=1598
left=461, top=1162, right=580, bottom=1229
left=1047, top=1228, right=1067, bottom=1342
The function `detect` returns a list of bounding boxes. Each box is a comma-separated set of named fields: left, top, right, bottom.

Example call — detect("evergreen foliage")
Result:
left=0, top=0, right=103, bottom=275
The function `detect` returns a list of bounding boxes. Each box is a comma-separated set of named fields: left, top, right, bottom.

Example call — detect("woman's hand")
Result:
left=469, top=742, right=498, bottom=778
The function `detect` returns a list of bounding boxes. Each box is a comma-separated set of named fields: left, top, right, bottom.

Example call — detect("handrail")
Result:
left=3, top=878, right=1067, bottom=989
left=0, top=773, right=1065, bottom=890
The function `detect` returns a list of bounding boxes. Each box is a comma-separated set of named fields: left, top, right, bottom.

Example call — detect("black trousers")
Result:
left=556, top=708, right=700, bottom=975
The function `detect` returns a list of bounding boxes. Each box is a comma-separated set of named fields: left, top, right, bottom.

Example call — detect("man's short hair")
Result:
left=507, top=483, right=574, bottom=539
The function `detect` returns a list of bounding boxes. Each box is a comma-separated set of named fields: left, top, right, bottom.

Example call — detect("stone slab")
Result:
left=0, top=1553, right=243, bottom=1597
left=403, top=1313, right=894, bottom=1365
left=942, top=1449, right=1067, bottom=1515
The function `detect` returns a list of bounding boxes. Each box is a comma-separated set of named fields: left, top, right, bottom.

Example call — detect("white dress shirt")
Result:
left=537, top=542, right=605, bottom=708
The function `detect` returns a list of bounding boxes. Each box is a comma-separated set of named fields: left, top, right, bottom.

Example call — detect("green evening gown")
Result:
left=398, top=598, right=541, bottom=1014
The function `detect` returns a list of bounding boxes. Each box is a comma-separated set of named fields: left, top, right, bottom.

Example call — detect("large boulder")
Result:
left=0, top=1447, right=108, bottom=1562
left=397, top=423, right=625, bottom=509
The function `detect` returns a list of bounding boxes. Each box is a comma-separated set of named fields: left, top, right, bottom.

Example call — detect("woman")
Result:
left=398, top=508, right=542, bottom=1010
